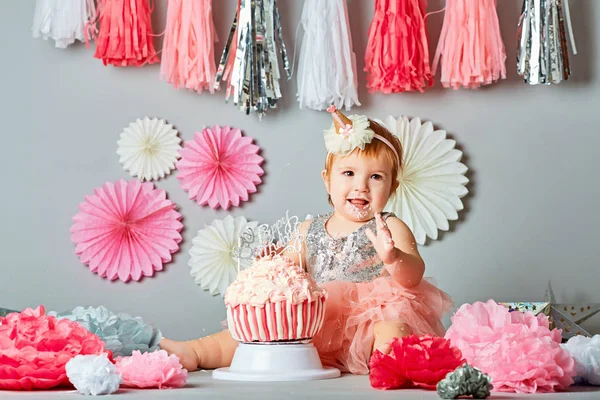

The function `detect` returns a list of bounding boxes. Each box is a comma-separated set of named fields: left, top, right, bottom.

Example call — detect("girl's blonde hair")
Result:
left=324, top=120, right=403, bottom=205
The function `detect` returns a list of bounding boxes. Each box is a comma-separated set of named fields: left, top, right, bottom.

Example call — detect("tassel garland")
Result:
left=160, top=0, right=217, bottom=93
left=93, top=0, right=160, bottom=67
left=517, top=0, right=577, bottom=85
left=32, top=0, right=96, bottom=49
left=297, top=0, right=360, bottom=111
left=365, top=0, right=433, bottom=93
left=433, top=0, right=507, bottom=89
left=214, top=0, right=292, bottom=119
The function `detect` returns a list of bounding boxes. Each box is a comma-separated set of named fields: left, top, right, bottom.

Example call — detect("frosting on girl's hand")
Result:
left=365, top=213, right=398, bottom=265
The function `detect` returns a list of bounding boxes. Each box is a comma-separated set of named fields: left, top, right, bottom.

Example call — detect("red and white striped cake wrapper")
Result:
left=227, top=298, right=326, bottom=342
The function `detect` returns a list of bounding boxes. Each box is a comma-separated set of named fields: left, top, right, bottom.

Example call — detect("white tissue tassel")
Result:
left=32, top=0, right=96, bottom=48
left=297, top=0, right=360, bottom=111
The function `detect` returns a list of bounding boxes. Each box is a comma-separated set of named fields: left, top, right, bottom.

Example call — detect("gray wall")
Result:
left=1, top=1, right=598, bottom=339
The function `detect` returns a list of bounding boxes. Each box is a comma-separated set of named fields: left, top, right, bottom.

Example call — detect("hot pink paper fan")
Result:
left=70, top=179, right=183, bottom=282
left=176, top=125, right=264, bottom=209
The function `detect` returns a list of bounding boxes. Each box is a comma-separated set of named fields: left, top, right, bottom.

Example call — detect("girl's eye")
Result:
left=343, top=171, right=354, bottom=177
left=371, top=174, right=382, bottom=180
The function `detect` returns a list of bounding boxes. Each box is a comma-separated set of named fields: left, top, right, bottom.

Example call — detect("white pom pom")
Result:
left=66, top=354, right=121, bottom=396
left=562, top=334, right=600, bottom=385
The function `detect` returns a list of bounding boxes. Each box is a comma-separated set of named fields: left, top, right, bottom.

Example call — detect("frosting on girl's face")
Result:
left=325, top=150, right=394, bottom=223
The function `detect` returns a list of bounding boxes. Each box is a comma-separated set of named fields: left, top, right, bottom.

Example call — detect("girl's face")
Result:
left=322, top=151, right=395, bottom=222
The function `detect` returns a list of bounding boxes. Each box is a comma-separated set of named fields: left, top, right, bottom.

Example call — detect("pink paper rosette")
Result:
left=70, top=179, right=183, bottom=282
left=0, top=306, right=108, bottom=390
left=445, top=299, right=576, bottom=393
left=176, top=125, right=264, bottom=210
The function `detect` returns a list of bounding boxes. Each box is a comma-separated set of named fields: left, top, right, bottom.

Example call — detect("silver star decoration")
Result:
left=500, top=282, right=600, bottom=340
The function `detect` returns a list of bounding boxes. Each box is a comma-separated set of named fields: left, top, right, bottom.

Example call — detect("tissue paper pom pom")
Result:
left=49, top=306, right=162, bottom=358
left=66, top=354, right=121, bottom=395
left=437, top=364, right=493, bottom=399
left=115, top=350, right=187, bottom=389
left=0, top=306, right=108, bottom=390
left=445, top=300, right=575, bottom=393
left=369, top=335, right=464, bottom=390
left=562, top=335, right=600, bottom=385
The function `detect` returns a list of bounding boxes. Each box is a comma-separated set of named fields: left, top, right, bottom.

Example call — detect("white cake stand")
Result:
left=212, top=341, right=341, bottom=382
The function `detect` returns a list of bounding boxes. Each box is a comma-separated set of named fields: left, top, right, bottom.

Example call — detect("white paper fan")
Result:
left=117, top=117, right=182, bottom=181
left=189, top=215, right=258, bottom=296
left=382, top=116, right=469, bottom=245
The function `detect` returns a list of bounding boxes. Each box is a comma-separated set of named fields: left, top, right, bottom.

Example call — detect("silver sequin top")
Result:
left=305, top=212, right=394, bottom=284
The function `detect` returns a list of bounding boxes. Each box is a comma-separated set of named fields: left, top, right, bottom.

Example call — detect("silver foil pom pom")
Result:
left=437, top=364, right=493, bottom=399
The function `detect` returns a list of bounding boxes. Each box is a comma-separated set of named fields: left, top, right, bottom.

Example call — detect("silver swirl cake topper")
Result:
left=232, top=211, right=305, bottom=272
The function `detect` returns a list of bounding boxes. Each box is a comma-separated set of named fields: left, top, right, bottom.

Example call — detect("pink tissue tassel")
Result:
left=365, top=0, right=433, bottom=93
left=93, top=0, right=159, bottom=67
left=160, top=0, right=217, bottom=93
left=432, top=0, right=506, bottom=89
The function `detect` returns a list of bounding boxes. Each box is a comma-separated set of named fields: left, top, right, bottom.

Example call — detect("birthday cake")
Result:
left=224, top=255, right=327, bottom=343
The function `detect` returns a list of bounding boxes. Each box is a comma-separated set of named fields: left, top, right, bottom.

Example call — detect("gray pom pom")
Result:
left=437, top=364, right=493, bottom=399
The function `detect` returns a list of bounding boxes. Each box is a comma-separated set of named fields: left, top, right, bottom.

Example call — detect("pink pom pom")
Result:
left=445, top=300, right=576, bottom=393
left=115, top=350, right=188, bottom=389
left=432, top=0, right=506, bottom=89
left=0, top=306, right=109, bottom=391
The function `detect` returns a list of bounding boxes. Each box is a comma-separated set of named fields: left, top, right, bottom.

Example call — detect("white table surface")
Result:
left=2, top=371, right=599, bottom=399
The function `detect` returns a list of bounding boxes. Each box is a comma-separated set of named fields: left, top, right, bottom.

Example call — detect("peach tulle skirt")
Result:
left=312, top=277, right=453, bottom=375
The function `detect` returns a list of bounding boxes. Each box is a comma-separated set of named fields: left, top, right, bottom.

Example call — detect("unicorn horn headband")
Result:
left=324, top=106, right=400, bottom=169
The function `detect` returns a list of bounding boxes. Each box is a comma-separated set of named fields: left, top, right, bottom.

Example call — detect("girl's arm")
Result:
left=366, top=214, right=425, bottom=288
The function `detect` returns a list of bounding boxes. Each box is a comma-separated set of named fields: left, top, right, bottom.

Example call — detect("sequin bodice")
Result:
left=305, top=213, right=393, bottom=284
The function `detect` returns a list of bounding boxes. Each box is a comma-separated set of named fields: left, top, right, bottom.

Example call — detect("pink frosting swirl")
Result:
left=224, top=256, right=327, bottom=307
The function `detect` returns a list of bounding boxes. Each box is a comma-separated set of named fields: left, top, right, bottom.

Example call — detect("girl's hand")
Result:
left=365, top=213, right=399, bottom=265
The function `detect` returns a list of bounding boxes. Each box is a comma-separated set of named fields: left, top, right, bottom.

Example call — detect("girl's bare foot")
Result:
left=160, top=338, right=200, bottom=371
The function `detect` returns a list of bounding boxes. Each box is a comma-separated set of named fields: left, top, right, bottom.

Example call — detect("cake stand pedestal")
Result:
left=212, top=341, right=340, bottom=382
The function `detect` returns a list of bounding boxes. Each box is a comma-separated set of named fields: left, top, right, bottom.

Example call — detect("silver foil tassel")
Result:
left=517, top=0, right=575, bottom=84
left=214, top=0, right=291, bottom=119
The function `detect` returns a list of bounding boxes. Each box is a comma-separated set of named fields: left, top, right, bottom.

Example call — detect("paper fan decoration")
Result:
left=382, top=116, right=469, bottom=245
left=117, top=117, right=182, bottom=181
left=70, top=179, right=183, bottom=282
left=176, top=126, right=264, bottom=210
left=189, top=215, right=258, bottom=296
